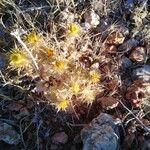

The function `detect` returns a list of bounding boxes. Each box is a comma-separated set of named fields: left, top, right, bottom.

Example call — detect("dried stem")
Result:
left=11, top=30, right=39, bottom=71
left=119, top=100, right=150, bottom=133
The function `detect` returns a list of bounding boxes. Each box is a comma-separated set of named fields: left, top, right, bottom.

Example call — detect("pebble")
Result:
left=52, top=132, right=68, bottom=145
left=106, top=32, right=125, bottom=46
left=58, top=8, right=75, bottom=24
left=118, top=39, right=139, bottom=52
left=129, top=47, right=146, bottom=63
left=81, top=113, right=121, bottom=150
left=83, top=10, right=100, bottom=28
left=124, top=0, right=134, bottom=11
left=121, top=56, right=133, bottom=69
left=99, top=97, right=119, bottom=110
left=0, top=122, right=20, bottom=145
left=132, top=65, right=150, bottom=81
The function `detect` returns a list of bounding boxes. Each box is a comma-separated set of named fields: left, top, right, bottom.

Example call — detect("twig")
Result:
left=0, top=71, right=6, bottom=84
left=119, top=100, right=150, bottom=133
left=139, top=0, right=148, bottom=12
left=19, top=116, right=28, bottom=148
left=0, top=93, right=13, bottom=101
left=71, top=101, right=80, bottom=120
left=21, top=6, right=50, bottom=12
left=86, top=103, right=92, bottom=119
left=11, top=29, right=39, bottom=71
left=67, top=122, right=87, bottom=127
left=36, top=121, right=42, bottom=150
left=0, top=118, right=19, bottom=127
left=22, top=121, right=33, bottom=133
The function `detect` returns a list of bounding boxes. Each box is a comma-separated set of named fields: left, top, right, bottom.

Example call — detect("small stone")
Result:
left=91, top=62, right=99, bottom=69
left=98, top=18, right=112, bottom=40
left=121, top=56, right=133, bottom=69
left=80, top=22, right=91, bottom=31
left=124, top=0, right=134, bottom=11
left=106, top=32, right=125, bottom=46
left=99, top=97, right=119, bottom=110
left=129, top=47, right=146, bottom=63
left=118, top=39, right=139, bottom=52
left=132, top=65, right=150, bottom=81
left=52, top=132, right=68, bottom=145
left=0, top=122, right=20, bottom=145
left=58, top=9, right=75, bottom=24
left=90, top=0, right=120, bottom=16
left=118, top=24, right=129, bottom=36
left=107, top=80, right=119, bottom=91
left=83, top=10, right=100, bottom=28
left=81, top=113, right=120, bottom=150
left=126, top=80, right=147, bottom=107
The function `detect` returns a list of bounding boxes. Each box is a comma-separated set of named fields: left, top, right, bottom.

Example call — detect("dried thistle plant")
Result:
left=3, top=0, right=125, bottom=113
left=7, top=20, right=103, bottom=112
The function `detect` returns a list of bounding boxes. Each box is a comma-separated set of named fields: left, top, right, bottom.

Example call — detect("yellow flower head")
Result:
left=56, top=100, right=70, bottom=111
left=26, top=31, right=41, bottom=44
left=47, top=48, right=54, bottom=57
left=90, top=71, right=101, bottom=83
left=54, top=60, right=67, bottom=72
left=9, top=49, right=29, bottom=69
left=71, top=82, right=80, bottom=94
left=69, top=23, right=80, bottom=36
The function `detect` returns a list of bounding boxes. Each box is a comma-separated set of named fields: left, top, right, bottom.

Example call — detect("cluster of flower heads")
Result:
left=8, top=21, right=103, bottom=111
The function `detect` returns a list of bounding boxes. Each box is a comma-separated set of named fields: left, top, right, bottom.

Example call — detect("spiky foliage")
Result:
left=7, top=25, right=103, bottom=111
left=6, top=4, right=106, bottom=112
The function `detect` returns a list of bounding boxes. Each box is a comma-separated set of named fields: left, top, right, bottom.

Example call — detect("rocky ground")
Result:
left=0, top=0, right=150, bottom=150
